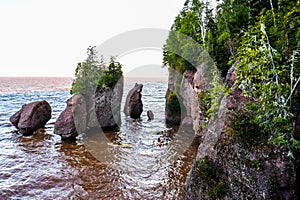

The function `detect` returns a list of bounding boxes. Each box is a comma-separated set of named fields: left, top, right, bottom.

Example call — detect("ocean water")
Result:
left=0, top=77, right=198, bottom=199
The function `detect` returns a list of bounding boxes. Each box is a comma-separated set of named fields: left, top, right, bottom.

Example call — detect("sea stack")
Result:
left=147, top=110, right=154, bottom=120
left=124, top=83, right=143, bottom=119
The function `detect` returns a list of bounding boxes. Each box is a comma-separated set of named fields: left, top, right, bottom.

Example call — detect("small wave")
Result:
left=0, top=122, right=13, bottom=128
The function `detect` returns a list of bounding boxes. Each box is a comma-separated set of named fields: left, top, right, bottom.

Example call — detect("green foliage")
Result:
left=198, top=64, right=225, bottom=124
left=197, top=90, right=213, bottom=131
left=241, top=157, right=263, bottom=171
left=231, top=106, right=265, bottom=148
left=197, top=157, right=228, bottom=198
left=71, top=47, right=123, bottom=95
left=166, top=0, right=300, bottom=154
left=71, top=46, right=105, bottom=95
left=208, top=182, right=228, bottom=199
left=210, top=0, right=274, bottom=76
left=196, top=157, right=219, bottom=182
left=233, top=1, right=300, bottom=155
left=163, top=1, right=212, bottom=74
left=198, top=90, right=211, bottom=116
left=207, top=65, right=225, bottom=116
left=98, top=56, right=123, bottom=89
left=167, top=91, right=181, bottom=113
left=164, top=0, right=299, bottom=77
left=197, top=122, right=207, bottom=132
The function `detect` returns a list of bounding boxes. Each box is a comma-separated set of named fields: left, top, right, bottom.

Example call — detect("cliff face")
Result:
left=165, top=68, right=206, bottom=134
left=181, top=65, right=297, bottom=199
left=183, top=95, right=296, bottom=199
left=294, top=94, right=300, bottom=198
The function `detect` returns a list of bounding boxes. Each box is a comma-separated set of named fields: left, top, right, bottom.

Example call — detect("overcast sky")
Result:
left=0, top=0, right=186, bottom=77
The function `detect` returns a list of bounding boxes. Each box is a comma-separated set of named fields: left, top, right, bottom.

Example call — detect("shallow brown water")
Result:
left=0, top=77, right=198, bottom=199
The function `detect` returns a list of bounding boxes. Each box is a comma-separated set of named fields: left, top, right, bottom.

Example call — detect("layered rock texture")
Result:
left=10, top=100, right=51, bottom=135
left=81, top=78, right=124, bottom=131
left=165, top=67, right=207, bottom=134
left=95, top=77, right=123, bottom=129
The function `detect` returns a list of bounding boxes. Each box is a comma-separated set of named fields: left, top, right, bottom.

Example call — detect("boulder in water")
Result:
left=10, top=100, right=52, bottom=135
left=124, top=83, right=143, bottom=119
left=54, top=94, right=86, bottom=141
left=147, top=110, right=154, bottom=120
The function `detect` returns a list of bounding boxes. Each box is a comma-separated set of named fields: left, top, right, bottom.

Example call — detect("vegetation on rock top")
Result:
left=71, top=46, right=123, bottom=95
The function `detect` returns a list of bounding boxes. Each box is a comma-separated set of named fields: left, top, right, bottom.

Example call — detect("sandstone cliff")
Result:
left=181, top=65, right=297, bottom=199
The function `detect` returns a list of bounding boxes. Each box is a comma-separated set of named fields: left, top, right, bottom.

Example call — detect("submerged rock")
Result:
left=10, top=100, right=52, bottom=135
left=54, top=94, right=86, bottom=141
left=124, top=83, right=143, bottom=119
left=10, top=109, right=22, bottom=127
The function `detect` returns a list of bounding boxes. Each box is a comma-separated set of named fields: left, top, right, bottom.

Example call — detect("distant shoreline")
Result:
left=124, top=76, right=167, bottom=83
left=0, top=76, right=167, bottom=94
left=0, top=76, right=74, bottom=79
left=0, top=76, right=168, bottom=83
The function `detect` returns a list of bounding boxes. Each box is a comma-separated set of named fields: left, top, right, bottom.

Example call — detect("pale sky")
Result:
left=0, top=0, right=185, bottom=77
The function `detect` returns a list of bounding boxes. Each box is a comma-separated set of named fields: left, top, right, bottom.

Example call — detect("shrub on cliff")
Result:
left=233, top=2, right=300, bottom=154
left=167, top=90, right=181, bottom=113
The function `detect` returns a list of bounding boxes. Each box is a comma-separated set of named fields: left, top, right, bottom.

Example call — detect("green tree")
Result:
left=164, top=0, right=300, bottom=152
left=98, top=56, right=123, bottom=89
left=71, top=46, right=123, bottom=95
left=233, top=0, right=300, bottom=153
left=163, top=0, right=208, bottom=74
left=209, top=0, right=274, bottom=76
left=71, top=46, right=105, bottom=95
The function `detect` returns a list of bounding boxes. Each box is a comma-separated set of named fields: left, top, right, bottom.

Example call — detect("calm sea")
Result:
left=0, top=77, right=197, bottom=199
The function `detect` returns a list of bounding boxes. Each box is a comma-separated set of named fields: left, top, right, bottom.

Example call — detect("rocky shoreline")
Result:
left=8, top=65, right=300, bottom=199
